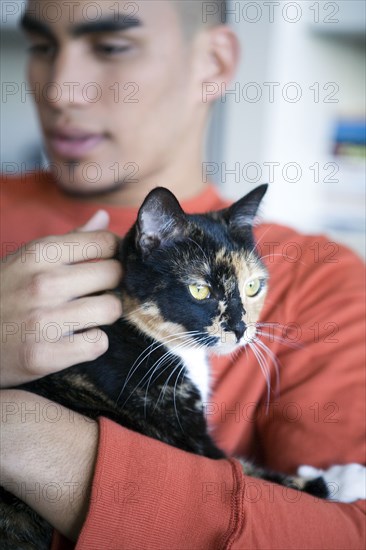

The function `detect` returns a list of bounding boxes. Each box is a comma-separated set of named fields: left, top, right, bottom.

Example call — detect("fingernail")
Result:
left=82, top=210, right=110, bottom=231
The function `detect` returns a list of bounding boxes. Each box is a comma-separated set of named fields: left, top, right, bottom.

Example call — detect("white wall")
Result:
left=0, top=29, right=42, bottom=170
left=219, top=0, right=365, bottom=255
left=260, top=8, right=365, bottom=231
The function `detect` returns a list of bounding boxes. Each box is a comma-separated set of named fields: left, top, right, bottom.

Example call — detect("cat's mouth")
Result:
left=210, top=324, right=257, bottom=355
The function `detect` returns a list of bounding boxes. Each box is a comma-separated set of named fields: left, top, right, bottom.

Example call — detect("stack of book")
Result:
left=321, top=117, right=365, bottom=256
left=333, top=118, right=366, bottom=160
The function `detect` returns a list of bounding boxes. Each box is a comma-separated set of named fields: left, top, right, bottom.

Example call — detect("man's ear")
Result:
left=194, top=25, right=240, bottom=104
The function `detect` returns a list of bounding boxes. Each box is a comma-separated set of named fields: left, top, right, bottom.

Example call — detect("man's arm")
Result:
left=0, top=214, right=122, bottom=540
left=0, top=389, right=98, bottom=542
left=1, top=391, right=364, bottom=550
left=73, top=417, right=365, bottom=550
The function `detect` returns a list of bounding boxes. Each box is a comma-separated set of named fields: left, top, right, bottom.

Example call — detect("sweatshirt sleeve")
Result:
left=73, top=418, right=365, bottom=550
left=72, top=235, right=365, bottom=550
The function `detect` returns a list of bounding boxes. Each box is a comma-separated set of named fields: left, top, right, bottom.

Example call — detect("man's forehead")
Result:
left=23, top=0, right=177, bottom=31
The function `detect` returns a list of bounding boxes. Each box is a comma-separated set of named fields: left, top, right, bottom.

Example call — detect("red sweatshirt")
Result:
left=1, top=173, right=365, bottom=549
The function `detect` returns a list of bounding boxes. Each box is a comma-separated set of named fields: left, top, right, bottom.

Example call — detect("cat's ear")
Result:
left=136, top=187, right=188, bottom=256
left=226, top=184, right=268, bottom=233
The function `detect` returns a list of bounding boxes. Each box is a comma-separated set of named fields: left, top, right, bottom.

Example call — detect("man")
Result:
left=1, top=1, right=365, bottom=548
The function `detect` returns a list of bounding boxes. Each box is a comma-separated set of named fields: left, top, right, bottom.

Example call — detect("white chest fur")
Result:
left=172, top=347, right=210, bottom=402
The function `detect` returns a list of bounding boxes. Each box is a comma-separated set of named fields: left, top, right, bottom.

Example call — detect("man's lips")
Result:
left=47, top=131, right=106, bottom=158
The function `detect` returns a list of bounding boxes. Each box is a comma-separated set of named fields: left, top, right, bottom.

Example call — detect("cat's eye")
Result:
left=189, top=284, right=211, bottom=301
left=245, top=278, right=263, bottom=298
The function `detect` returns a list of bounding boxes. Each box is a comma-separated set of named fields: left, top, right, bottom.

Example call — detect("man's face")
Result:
left=23, top=1, right=204, bottom=195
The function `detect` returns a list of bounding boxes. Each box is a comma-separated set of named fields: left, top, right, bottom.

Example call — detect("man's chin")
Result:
left=44, top=150, right=131, bottom=195
left=56, top=180, right=126, bottom=198
left=49, top=163, right=128, bottom=197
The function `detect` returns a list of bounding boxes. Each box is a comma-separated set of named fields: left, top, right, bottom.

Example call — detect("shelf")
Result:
left=309, top=0, right=365, bottom=43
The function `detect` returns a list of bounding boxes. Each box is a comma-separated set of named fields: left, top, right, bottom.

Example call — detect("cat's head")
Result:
left=120, top=185, right=268, bottom=355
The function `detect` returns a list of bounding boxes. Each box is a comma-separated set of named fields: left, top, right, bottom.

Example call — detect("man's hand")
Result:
left=0, top=211, right=123, bottom=388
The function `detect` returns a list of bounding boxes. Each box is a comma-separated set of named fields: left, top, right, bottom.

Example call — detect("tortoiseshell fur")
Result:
left=0, top=186, right=327, bottom=549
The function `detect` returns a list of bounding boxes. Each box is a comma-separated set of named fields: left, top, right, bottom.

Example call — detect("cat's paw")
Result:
left=298, top=463, right=366, bottom=503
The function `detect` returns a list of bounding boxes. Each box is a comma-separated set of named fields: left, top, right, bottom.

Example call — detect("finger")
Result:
left=78, top=210, right=110, bottom=232
left=64, top=259, right=123, bottom=299
left=65, top=260, right=122, bottom=299
left=25, top=329, right=110, bottom=377
left=31, top=231, right=120, bottom=265
left=20, top=260, right=123, bottom=307
left=40, top=294, right=123, bottom=335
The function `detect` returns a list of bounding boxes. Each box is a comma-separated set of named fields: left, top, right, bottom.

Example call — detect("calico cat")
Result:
left=0, top=185, right=328, bottom=549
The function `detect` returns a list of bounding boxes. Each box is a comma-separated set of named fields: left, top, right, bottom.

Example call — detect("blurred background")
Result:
left=1, top=0, right=365, bottom=257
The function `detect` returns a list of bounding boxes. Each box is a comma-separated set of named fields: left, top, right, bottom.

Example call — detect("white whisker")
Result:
left=247, top=224, right=275, bottom=263
left=257, top=330, right=303, bottom=350
left=259, top=253, right=308, bottom=267
left=186, top=237, right=211, bottom=266
left=119, top=331, right=211, bottom=409
left=173, top=364, right=187, bottom=432
left=255, top=338, right=281, bottom=398
left=248, top=340, right=273, bottom=410
left=118, top=339, right=189, bottom=405
left=116, top=330, right=201, bottom=403
left=257, top=322, right=290, bottom=330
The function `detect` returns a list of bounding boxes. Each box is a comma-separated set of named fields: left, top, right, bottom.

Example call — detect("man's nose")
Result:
left=48, top=49, right=93, bottom=108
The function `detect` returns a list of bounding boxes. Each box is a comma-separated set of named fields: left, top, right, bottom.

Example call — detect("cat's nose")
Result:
left=222, top=320, right=246, bottom=343
left=232, top=321, right=246, bottom=343
left=222, top=319, right=246, bottom=343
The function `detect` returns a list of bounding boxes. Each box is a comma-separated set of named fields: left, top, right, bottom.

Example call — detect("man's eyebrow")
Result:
left=20, top=13, right=142, bottom=38
left=72, top=15, right=142, bottom=36
left=20, top=13, right=55, bottom=39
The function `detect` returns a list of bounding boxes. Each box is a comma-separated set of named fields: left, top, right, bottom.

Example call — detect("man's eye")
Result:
left=95, top=44, right=131, bottom=56
left=27, top=43, right=55, bottom=57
